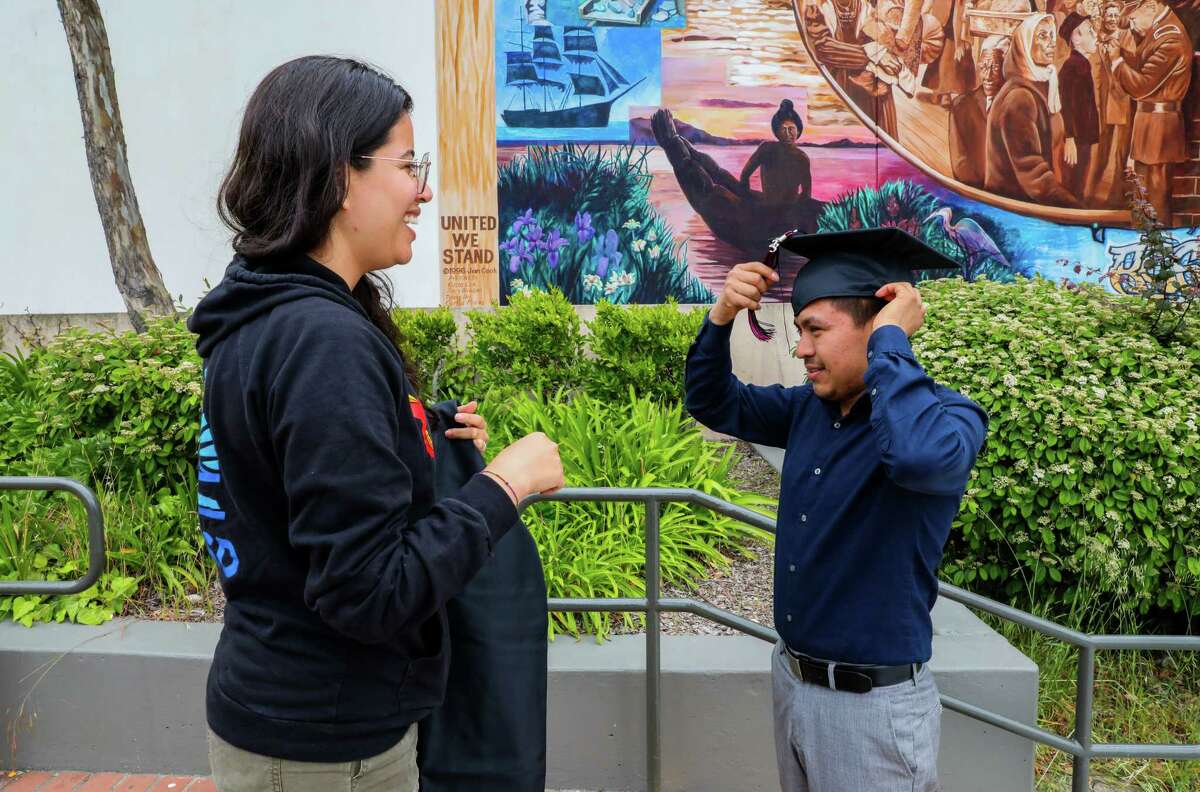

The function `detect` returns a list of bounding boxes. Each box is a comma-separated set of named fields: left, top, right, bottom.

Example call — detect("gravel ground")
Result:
left=125, top=441, right=781, bottom=635
left=658, top=441, right=777, bottom=636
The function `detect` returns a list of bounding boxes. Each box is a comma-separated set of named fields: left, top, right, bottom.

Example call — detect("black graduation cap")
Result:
left=747, top=227, right=960, bottom=341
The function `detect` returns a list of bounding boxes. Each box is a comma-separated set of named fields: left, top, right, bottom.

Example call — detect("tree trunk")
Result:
left=57, top=0, right=175, bottom=332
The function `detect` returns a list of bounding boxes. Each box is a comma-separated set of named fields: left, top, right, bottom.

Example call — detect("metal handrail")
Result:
left=523, top=487, right=1200, bottom=792
left=0, top=477, right=106, bottom=595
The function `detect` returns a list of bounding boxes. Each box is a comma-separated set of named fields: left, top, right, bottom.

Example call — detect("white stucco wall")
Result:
left=1, top=0, right=442, bottom=314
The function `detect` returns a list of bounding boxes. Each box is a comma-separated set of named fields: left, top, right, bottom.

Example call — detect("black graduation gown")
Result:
left=416, top=400, right=549, bottom=791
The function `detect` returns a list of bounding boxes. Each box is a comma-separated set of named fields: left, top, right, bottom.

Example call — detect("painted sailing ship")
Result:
left=502, top=15, right=645, bottom=129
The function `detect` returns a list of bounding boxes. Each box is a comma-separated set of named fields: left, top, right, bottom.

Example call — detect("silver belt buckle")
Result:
left=786, top=650, right=839, bottom=691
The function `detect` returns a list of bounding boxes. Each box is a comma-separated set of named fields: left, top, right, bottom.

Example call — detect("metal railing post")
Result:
left=526, top=488, right=1200, bottom=791
left=1073, top=644, right=1096, bottom=792
left=0, top=477, right=105, bottom=595
left=646, top=498, right=662, bottom=792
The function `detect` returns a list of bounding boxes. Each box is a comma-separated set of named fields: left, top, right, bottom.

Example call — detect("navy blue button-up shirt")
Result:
left=684, top=319, right=988, bottom=665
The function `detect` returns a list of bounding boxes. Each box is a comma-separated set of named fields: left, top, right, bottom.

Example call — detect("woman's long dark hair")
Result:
left=218, top=55, right=422, bottom=391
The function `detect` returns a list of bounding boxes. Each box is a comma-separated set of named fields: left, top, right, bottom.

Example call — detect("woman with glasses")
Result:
left=188, top=55, right=563, bottom=791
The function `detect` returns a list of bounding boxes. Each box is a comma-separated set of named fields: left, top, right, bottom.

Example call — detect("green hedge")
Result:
left=4, top=279, right=1198, bottom=629
left=390, top=289, right=705, bottom=404
left=915, top=279, right=1200, bottom=625
left=0, top=319, right=201, bottom=490
left=0, top=296, right=761, bottom=630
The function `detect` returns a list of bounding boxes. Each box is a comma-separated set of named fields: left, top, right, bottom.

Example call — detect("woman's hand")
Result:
left=445, top=400, right=489, bottom=455
left=485, top=432, right=565, bottom=504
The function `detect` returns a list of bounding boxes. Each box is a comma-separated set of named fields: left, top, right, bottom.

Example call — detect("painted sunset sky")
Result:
left=634, top=57, right=872, bottom=144
left=655, top=0, right=874, bottom=145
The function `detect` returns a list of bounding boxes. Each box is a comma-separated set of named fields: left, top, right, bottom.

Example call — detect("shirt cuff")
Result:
left=867, top=324, right=913, bottom=359
left=703, top=315, right=736, bottom=337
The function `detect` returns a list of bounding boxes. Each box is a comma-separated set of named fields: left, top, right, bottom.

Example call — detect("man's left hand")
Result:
left=872, top=282, right=926, bottom=337
left=446, top=400, right=490, bottom=455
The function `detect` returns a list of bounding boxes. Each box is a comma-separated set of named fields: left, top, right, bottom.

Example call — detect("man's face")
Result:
left=1128, top=1, right=1158, bottom=34
left=793, top=299, right=874, bottom=408
left=1032, top=19, right=1057, bottom=66
left=1102, top=5, right=1121, bottom=32
left=979, top=48, right=1006, bottom=96
left=1072, top=20, right=1098, bottom=54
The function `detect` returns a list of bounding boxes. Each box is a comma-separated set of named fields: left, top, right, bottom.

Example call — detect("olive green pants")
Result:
left=207, top=724, right=417, bottom=792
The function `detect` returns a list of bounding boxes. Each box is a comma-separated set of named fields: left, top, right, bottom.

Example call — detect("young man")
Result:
left=684, top=228, right=988, bottom=791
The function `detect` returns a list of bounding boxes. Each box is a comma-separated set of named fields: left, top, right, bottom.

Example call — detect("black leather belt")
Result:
left=783, top=645, right=922, bottom=694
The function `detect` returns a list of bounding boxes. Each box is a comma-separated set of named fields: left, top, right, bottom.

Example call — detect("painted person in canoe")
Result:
left=651, top=101, right=825, bottom=255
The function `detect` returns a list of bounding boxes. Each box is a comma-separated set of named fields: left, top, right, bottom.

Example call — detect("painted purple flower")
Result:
left=511, top=208, right=535, bottom=236
left=574, top=211, right=595, bottom=244
left=592, top=229, right=622, bottom=279
left=508, top=237, right=532, bottom=273
left=527, top=223, right=545, bottom=248
left=544, top=229, right=568, bottom=268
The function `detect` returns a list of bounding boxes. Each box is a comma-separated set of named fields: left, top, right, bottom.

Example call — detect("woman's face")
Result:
left=776, top=120, right=800, bottom=144
left=342, top=115, right=433, bottom=271
left=1032, top=19, right=1057, bottom=66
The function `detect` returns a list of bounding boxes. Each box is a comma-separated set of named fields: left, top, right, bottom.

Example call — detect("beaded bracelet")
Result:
left=481, top=469, right=520, bottom=505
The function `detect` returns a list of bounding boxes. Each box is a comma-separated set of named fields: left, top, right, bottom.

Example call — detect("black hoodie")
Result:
left=188, top=254, right=517, bottom=762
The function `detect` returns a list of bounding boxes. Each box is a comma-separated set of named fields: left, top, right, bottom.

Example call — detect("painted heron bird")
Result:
left=925, top=207, right=1030, bottom=281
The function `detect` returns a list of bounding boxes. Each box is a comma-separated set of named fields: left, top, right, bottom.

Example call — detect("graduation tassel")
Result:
left=747, top=309, right=775, bottom=341
left=746, top=232, right=788, bottom=342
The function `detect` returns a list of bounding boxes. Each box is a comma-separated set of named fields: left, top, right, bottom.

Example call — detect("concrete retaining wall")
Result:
left=0, top=597, right=1036, bottom=791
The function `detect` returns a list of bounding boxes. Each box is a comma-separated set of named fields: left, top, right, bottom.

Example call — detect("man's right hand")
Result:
left=709, top=262, right=780, bottom=325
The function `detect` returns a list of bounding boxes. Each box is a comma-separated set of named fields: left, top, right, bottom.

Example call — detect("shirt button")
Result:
left=833, top=422, right=841, bottom=429
left=786, top=614, right=793, bottom=622
left=789, top=564, right=796, bottom=572
left=801, top=514, right=807, bottom=522
left=868, top=351, right=873, bottom=359
left=814, top=467, right=821, bottom=476
left=871, top=388, right=878, bottom=397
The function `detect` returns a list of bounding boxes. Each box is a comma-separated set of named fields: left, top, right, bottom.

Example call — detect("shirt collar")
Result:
left=818, top=388, right=873, bottom=423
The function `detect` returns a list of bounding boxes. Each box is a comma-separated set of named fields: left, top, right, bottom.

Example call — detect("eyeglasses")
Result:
left=357, top=152, right=431, bottom=193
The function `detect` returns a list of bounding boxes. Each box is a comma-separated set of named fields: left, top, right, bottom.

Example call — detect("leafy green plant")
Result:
left=915, top=277, right=1200, bottom=626
left=484, top=390, right=776, bottom=640
left=585, top=300, right=706, bottom=404
left=0, top=318, right=202, bottom=492
left=0, top=484, right=208, bottom=627
left=465, top=289, right=584, bottom=394
left=984, top=597, right=1200, bottom=791
left=391, top=306, right=473, bottom=401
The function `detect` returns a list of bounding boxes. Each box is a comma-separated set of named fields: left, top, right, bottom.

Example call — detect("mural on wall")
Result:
left=795, top=0, right=1197, bottom=222
left=496, top=0, right=662, bottom=143
left=495, top=0, right=712, bottom=303
left=546, top=0, right=688, bottom=28
left=469, top=0, right=1200, bottom=306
